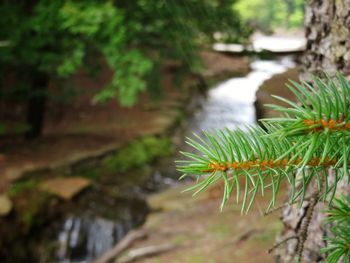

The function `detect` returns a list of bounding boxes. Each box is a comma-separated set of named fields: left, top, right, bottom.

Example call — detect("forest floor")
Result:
left=100, top=181, right=288, bottom=263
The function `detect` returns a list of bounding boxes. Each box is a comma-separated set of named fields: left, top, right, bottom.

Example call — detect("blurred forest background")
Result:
left=0, top=0, right=304, bottom=139
left=0, top=1, right=318, bottom=263
left=235, top=0, right=304, bottom=31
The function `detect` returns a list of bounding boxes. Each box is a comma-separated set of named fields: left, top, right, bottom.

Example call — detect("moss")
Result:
left=79, top=167, right=102, bottom=180
left=8, top=188, right=53, bottom=235
left=173, top=112, right=186, bottom=130
left=18, top=192, right=51, bottom=230
left=8, top=180, right=38, bottom=197
left=103, top=136, right=172, bottom=173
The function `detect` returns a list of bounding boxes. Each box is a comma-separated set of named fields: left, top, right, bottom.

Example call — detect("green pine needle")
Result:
left=177, top=73, right=350, bottom=213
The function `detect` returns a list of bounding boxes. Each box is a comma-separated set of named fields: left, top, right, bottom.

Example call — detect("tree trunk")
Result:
left=25, top=71, right=49, bottom=139
left=274, top=1, right=350, bottom=262
left=301, top=0, right=350, bottom=80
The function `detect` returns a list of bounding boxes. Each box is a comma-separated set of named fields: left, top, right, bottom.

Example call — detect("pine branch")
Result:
left=264, top=73, right=350, bottom=137
left=268, top=236, right=298, bottom=254
left=296, top=183, right=322, bottom=262
left=177, top=126, right=346, bottom=212
left=321, top=195, right=350, bottom=263
left=177, top=73, right=350, bottom=213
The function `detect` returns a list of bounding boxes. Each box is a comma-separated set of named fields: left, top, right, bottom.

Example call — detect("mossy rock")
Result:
left=103, top=136, right=172, bottom=173
left=8, top=180, right=38, bottom=198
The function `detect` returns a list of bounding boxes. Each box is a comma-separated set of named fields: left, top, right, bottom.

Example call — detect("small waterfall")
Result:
left=54, top=195, right=149, bottom=263
left=57, top=216, right=130, bottom=263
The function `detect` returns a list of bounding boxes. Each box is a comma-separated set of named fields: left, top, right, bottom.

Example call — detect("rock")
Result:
left=140, top=112, right=178, bottom=136
left=344, top=51, right=350, bottom=61
left=147, top=183, right=206, bottom=212
left=200, top=51, right=250, bottom=79
left=39, top=177, right=91, bottom=200
left=0, top=194, right=12, bottom=216
left=255, top=67, right=300, bottom=118
left=5, top=162, right=38, bottom=182
left=5, top=167, right=24, bottom=182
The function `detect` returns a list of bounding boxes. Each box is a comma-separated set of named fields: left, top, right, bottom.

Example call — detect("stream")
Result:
left=50, top=56, right=295, bottom=263
left=189, top=57, right=295, bottom=132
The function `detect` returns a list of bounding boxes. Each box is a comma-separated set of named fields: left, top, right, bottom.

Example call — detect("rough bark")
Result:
left=301, top=0, right=350, bottom=80
left=274, top=1, right=350, bottom=262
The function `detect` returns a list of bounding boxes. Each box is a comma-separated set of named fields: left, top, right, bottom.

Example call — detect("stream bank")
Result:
left=0, top=50, right=302, bottom=263
left=102, top=56, right=301, bottom=263
left=255, top=67, right=300, bottom=119
left=0, top=51, right=250, bottom=263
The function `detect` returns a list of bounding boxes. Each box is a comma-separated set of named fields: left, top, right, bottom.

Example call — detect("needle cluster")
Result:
left=177, top=73, right=350, bottom=213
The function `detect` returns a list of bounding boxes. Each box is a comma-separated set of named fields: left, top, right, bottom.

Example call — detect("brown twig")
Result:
left=295, top=189, right=321, bottom=262
left=92, top=229, right=147, bottom=263
left=116, top=244, right=177, bottom=263
left=264, top=203, right=289, bottom=216
left=268, top=175, right=325, bottom=260
left=268, top=236, right=299, bottom=254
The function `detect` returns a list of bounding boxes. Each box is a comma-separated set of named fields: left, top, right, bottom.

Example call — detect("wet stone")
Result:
left=39, top=177, right=91, bottom=200
left=0, top=194, right=12, bottom=216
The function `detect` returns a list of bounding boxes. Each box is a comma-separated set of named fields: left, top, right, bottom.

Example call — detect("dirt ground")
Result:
left=112, top=182, right=288, bottom=263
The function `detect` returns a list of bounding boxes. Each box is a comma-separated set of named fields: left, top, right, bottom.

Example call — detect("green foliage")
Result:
left=0, top=122, right=5, bottom=135
left=234, top=0, right=304, bottom=31
left=0, top=1, right=152, bottom=107
left=0, top=122, right=31, bottom=136
left=0, top=1, right=250, bottom=137
left=19, top=192, right=51, bottom=231
left=264, top=73, right=350, bottom=168
left=177, top=73, right=350, bottom=213
left=322, top=196, right=350, bottom=262
left=8, top=180, right=38, bottom=197
left=111, top=0, right=250, bottom=95
left=104, top=136, right=172, bottom=172
left=0, top=0, right=248, bottom=108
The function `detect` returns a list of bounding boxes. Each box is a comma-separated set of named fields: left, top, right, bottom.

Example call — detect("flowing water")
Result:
left=189, top=57, right=295, bottom=133
left=54, top=195, right=148, bottom=263
left=53, top=56, right=295, bottom=263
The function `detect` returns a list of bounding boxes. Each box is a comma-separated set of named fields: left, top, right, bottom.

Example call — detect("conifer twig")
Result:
left=296, top=187, right=322, bottom=262
left=268, top=236, right=299, bottom=254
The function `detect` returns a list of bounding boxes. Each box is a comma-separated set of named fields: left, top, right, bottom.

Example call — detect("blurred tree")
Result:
left=234, top=0, right=304, bottom=32
left=287, top=0, right=304, bottom=28
left=108, top=0, right=250, bottom=98
left=0, top=0, right=248, bottom=138
left=0, top=1, right=152, bottom=138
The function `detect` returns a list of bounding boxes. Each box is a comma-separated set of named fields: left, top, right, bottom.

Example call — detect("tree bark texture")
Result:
left=301, top=0, right=350, bottom=80
left=274, top=1, right=350, bottom=262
